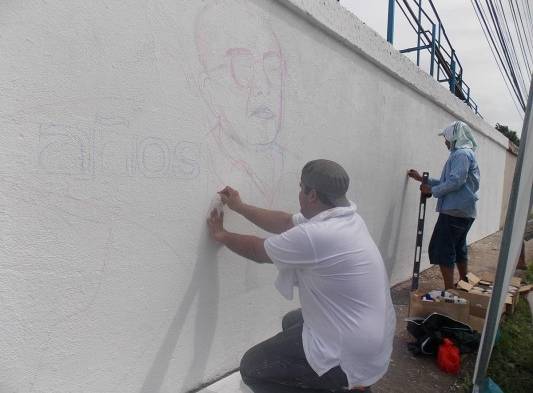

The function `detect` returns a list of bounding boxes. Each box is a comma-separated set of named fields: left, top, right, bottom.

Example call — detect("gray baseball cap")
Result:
left=301, top=159, right=350, bottom=207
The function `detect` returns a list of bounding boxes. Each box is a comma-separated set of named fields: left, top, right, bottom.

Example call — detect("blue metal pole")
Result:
left=430, top=23, right=436, bottom=76
left=437, top=22, right=441, bottom=81
left=450, top=50, right=456, bottom=94
left=416, top=0, right=423, bottom=66
left=387, top=0, right=395, bottom=44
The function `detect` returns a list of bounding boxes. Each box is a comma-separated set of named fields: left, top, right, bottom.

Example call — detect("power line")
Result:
left=498, top=0, right=529, bottom=97
left=509, top=0, right=532, bottom=75
left=471, top=0, right=532, bottom=114
left=474, top=0, right=523, bottom=109
left=470, top=0, right=524, bottom=118
left=515, top=0, right=533, bottom=65
left=490, top=0, right=524, bottom=103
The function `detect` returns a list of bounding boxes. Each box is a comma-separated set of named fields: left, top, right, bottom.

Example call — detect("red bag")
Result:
left=437, top=338, right=461, bottom=374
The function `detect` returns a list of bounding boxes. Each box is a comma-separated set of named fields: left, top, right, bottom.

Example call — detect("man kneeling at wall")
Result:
left=207, top=159, right=396, bottom=393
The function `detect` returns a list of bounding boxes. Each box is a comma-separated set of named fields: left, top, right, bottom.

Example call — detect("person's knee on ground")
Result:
left=239, top=345, right=262, bottom=386
left=282, top=309, right=303, bottom=331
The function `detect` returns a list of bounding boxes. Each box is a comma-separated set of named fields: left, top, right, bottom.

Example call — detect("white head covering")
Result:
left=439, top=121, right=478, bottom=151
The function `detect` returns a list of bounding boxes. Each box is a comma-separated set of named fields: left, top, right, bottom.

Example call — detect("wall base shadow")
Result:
left=140, top=226, right=220, bottom=393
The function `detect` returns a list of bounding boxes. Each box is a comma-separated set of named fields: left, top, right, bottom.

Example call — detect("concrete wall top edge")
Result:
left=275, top=0, right=510, bottom=149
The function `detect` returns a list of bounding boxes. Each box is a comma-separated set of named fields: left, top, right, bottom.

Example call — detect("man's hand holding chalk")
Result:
left=218, top=186, right=243, bottom=212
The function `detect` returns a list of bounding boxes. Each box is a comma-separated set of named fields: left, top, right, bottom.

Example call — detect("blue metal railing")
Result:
left=387, top=0, right=481, bottom=116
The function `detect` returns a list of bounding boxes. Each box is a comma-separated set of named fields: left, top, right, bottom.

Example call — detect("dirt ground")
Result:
left=372, top=233, right=533, bottom=393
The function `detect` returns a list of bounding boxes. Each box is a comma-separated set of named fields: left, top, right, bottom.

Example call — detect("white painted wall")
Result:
left=0, top=0, right=508, bottom=392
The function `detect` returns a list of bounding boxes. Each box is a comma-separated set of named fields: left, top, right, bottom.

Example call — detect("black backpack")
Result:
left=406, top=312, right=481, bottom=356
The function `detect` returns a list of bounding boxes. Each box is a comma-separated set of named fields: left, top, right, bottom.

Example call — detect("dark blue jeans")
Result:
left=240, top=309, right=371, bottom=393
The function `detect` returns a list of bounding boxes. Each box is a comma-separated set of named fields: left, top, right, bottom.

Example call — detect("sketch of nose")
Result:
left=250, top=69, right=269, bottom=97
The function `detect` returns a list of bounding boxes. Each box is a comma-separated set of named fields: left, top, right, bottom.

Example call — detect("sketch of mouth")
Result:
left=250, top=106, right=275, bottom=120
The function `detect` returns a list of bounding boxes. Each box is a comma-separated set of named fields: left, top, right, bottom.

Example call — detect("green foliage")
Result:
left=455, top=361, right=474, bottom=392
left=526, top=262, right=533, bottom=284
left=495, top=123, right=520, bottom=146
left=456, top=263, right=533, bottom=392
left=487, top=298, right=533, bottom=393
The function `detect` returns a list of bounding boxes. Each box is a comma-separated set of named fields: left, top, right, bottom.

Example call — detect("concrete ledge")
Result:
left=196, top=372, right=251, bottom=393
left=274, top=0, right=508, bottom=149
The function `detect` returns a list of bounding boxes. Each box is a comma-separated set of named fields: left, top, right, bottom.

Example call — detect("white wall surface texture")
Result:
left=0, top=1, right=508, bottom=392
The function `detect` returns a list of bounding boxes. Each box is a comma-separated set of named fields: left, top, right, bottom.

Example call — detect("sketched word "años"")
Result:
left=38, top=125, right=200, bottom=179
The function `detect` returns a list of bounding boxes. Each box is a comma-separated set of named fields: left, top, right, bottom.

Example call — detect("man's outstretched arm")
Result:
left=219, top=186, right=294, bottom=234
left=207, top=209, right=272, bottom=264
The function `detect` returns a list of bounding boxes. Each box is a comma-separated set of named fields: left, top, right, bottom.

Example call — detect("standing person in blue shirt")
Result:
left=408, top=121, right=480, bottom=289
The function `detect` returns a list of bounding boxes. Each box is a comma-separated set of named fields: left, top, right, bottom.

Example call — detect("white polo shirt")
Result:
left=264, top=203, right=396, bottom=387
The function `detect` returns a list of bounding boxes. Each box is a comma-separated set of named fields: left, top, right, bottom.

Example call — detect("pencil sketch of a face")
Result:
left=195, top=0, right=286, bottom=206
left=195, top=1, right=284, bottom=147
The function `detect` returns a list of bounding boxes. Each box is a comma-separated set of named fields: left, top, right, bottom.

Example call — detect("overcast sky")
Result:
left=339, top=0, right=525, bottom=133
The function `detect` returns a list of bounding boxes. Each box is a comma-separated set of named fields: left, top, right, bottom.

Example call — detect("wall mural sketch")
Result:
left=37, top=121, right=201, bottom=181
left=0, top=0, right=509, bottom=391
left=11, top=2, right=291, bottom=388
left=137, top=3, right=292, bottom=391
left=3, top=108, right=205, bottom=391
left=195, top=0, right=287, bottom=207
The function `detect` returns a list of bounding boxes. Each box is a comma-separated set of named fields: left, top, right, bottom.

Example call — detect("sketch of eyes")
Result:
left=226, top=48, right=282, bottom=89
left=227, top=48, right=254, bottom=88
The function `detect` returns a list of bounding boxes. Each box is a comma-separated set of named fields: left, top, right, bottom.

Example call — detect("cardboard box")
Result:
left=468, top=315, right=485, bottom=332
left=456, top=280, right=475, bottom=291
left=510, top=276, right=523, bottom=288
left=478, top=271, right=495, bottom=283
left=450, top=273, right=528, bottom=331
left=409, top=292, right=470, bottom=325
left=449, top=289, right=491, bottom=332
left=466, top=272, right=481, bottom=286
left=506, top=294, right=517, bottom=315
left=449, top=289, right=490, bottom=315
left=455, top=272, right=522, bottom=315
left=477, top=272, right=522, bottom=288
